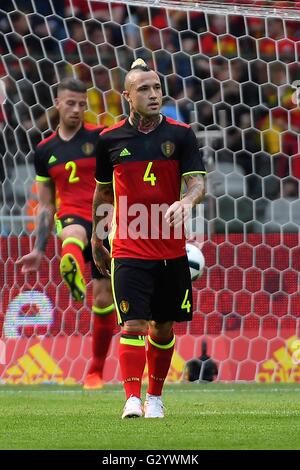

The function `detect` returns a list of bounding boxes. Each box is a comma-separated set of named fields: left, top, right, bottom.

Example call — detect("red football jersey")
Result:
left=34, top=124, right=103, bottom=221
left=95, top=116, right=206, bottom=260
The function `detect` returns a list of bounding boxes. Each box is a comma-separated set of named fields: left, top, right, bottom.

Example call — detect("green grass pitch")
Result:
left=0, top=383, right=299, bottom=450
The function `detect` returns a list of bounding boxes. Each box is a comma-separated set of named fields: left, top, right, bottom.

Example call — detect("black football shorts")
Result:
left=111, top=256, right=193, bottom=325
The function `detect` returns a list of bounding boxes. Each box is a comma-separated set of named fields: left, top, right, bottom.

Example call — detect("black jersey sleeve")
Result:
left=95, top=135, right=113, bottom=184
left=180, top=127, right=206, bottom=177
left=34, top=146, right=51, bottom=181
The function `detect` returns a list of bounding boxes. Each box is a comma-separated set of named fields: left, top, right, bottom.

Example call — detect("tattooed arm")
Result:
left=34, top=181, right=56, bottom=251
left=165, top=174, right=205, bottom=229
left=91, top=182, right=114, bottom=277
left=17, top=180, right=56, bottom=272
left=182, top=173, right=205, bottom=207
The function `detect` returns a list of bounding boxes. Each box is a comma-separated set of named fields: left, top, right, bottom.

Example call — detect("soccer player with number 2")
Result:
left=18, top=78, right=115, bottom=390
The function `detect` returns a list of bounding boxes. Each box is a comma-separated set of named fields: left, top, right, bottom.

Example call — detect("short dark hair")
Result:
left=57, top=78, right=87, bottom=95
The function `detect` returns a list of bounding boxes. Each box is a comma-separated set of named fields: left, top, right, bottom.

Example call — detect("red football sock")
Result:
left=147, top=334, right=175, bottom=396
left=119, top=331, right=146, bottom=399
left=61, top=239, right=85, bottom=276
left=88, top=305, right=115, bottom=378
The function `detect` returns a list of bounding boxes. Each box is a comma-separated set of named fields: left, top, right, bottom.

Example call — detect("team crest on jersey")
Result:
left=161, top=141, right=175, bottom=157
left=120, top=300, right=129, bottom=314
left=81, top=143, right=94, bottom=155
left=64, top=217, right=74, bottom=224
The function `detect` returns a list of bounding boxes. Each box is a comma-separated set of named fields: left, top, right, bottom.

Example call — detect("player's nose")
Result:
left=73, top=103, right=81, bottom=112
left=150, top=87, right=158, bottom=98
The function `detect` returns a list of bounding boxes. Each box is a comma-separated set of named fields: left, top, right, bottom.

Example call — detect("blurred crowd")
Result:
left=1, top=0, right=300, bottom=233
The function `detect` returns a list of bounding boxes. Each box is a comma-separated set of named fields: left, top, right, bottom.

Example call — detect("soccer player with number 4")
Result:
left=17, top=78, right=115, bottom=390
left=92, top=59, right=206, bottom=418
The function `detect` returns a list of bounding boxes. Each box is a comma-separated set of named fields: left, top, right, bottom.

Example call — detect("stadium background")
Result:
left=1, top=0, right=300, bottom=385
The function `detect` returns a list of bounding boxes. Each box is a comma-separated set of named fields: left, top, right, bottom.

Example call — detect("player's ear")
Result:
left=54, top=97, right=60, bottom=109
left=122, top=90, right=131, bottom=103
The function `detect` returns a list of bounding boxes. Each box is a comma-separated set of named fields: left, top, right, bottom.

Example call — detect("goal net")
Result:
left=1, top=0, right=300, bottom=385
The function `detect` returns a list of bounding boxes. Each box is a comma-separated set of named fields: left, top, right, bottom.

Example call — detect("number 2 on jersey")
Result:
left=143, top=161, right=156, bottom=186
left=65, top=161, right=80, bottom=184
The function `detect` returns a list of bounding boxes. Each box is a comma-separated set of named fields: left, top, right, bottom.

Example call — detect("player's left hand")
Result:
left=165, top=200, right=191, bottom=229
left=92, top=240, right=111, bottom=277
left=186, top=234, right=202, bottom=250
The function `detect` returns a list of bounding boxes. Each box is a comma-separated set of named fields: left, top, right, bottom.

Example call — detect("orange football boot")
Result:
left=83, top=372, right=104, bottom=390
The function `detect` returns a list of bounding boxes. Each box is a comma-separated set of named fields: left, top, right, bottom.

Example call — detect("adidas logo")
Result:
left=256, top=335, right=300, bottom=383
left=48, top=155, right=57, bottom=164
left=2, top=343, right=76, bottom=385
left=120, top=148, right=131, bottom=157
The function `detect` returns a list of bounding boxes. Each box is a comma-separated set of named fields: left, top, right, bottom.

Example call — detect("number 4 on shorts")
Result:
left=181, top=289, right=191, bottom=313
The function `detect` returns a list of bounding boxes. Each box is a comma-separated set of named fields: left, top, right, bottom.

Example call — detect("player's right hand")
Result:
left=92, top=240, right=111, bottom=277
left=16, top=249, right=43, bottom=273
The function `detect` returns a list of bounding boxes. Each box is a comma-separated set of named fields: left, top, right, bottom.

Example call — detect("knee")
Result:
left=123, top=319, right=148, bottom=335
left=94, top=292, right=113, bottom=309
left=149, top=321, right=173, bottom=341
left=61, top=226, right=87, bottom=246
left=93, top=280, right=113, bottom=308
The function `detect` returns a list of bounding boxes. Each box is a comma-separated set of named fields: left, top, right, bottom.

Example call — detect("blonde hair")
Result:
left=131, top=58, right=148, bottom=69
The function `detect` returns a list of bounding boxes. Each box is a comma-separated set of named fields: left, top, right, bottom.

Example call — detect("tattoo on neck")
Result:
left=131, top=113, right=161, bottom=133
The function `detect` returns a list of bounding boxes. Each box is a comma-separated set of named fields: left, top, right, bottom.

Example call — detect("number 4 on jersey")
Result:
left=143, top=161, right=156, bottom=186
